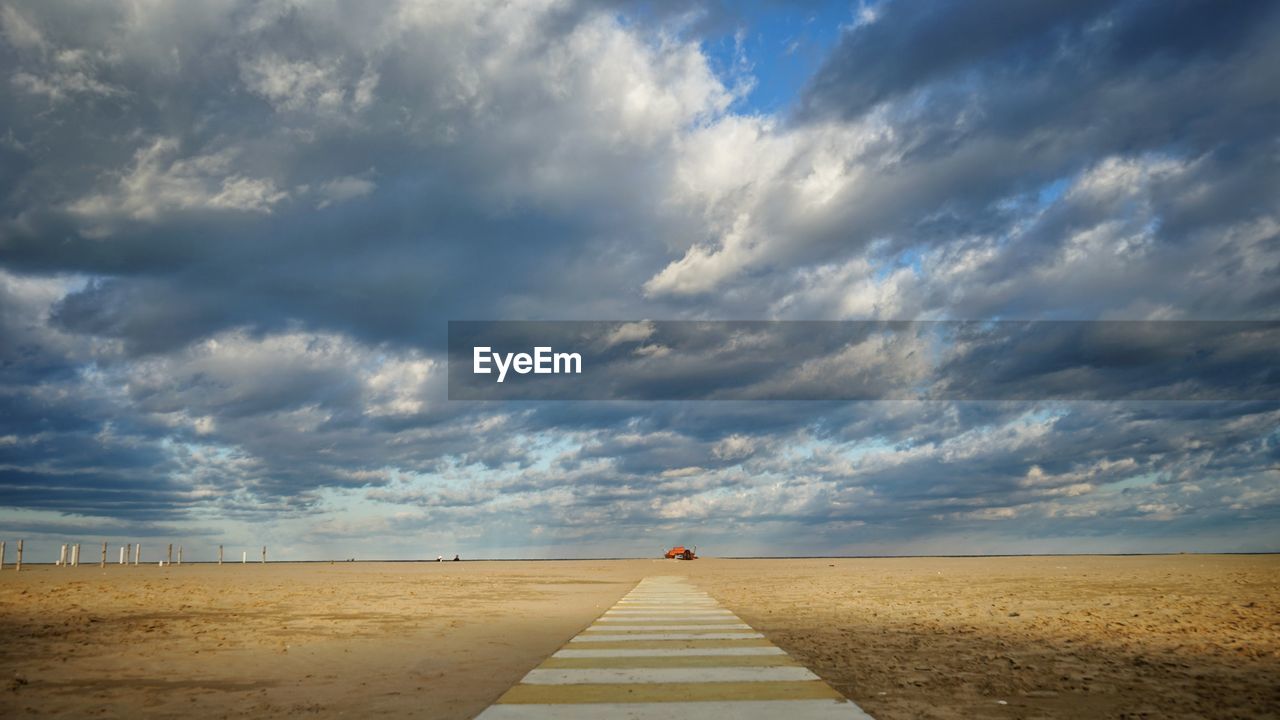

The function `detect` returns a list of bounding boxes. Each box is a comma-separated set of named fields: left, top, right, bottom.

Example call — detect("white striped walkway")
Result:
left=474, top=576, right=873, bottom=719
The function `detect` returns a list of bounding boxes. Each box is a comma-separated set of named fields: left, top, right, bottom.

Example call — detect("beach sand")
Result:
left=1, top=555, right=1276, bottom=719
left=695, top=555, right=1280, bottom=719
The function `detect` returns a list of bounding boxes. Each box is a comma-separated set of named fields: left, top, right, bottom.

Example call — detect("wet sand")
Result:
left=1, top=555, right=1276, bottom=718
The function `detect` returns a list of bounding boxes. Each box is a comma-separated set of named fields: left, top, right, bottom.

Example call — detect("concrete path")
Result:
left=474, top=576, right=873, bottom=719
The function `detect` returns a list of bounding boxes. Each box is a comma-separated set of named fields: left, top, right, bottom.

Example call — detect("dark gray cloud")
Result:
left=0, top=0, right=1276, bottom=558
left=803, top=0, right=1116, bottom=118
left=801, top=0, right=1275, bottom=121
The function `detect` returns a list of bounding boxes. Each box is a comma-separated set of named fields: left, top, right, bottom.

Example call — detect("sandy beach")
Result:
left=1, top=555, right=1276, bottom=719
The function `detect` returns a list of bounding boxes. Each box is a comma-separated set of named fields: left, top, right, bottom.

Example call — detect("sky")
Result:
left=0, top=0, right=1277, bottom=561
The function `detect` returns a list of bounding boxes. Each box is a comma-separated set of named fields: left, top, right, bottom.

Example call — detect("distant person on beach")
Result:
left=453, top=554, right=460, bottom=561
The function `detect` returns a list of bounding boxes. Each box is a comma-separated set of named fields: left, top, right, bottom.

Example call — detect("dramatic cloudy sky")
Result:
left=1, top=0, right=1277, bottom=560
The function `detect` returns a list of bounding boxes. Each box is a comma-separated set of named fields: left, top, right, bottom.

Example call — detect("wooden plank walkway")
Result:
left=474, top=576, right=873, bottom=719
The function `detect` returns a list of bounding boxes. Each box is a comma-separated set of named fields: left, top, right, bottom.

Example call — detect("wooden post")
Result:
left=59, top=544, right=67, bottom=566
left=178, top=546, right=183, bottom=565
left=167, top=543, right=173, bottom=566
left=241, top=550, right=246, bottom=564
left=16, top=539, right=22, bottom=572
left=261, top=546, right=266, bottom=564
left=71, top=544, right=78, bottom=567
left=218, top=545, right=223, bottom=565
left=119, top=545, right=126, bottom=565
left=134, top=543, right=140, bottom=565
left=101, top=541, right=107, bottom=568
left=0, top=540, right=5, bottom=570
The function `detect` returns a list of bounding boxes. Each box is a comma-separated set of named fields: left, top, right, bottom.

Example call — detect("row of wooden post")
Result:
left=0, top=540, right=20, bottom=571
left=1, top=541, right=268, bottom=570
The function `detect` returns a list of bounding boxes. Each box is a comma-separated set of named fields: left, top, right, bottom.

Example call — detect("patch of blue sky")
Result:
left=782, top=435, right=826, bottom=461
left=312, top=484, right=393, bottom=517
left=698, top=0, right=860, bottom=117
left=523, top=433, right=583, bottom=472
left=871, top=244, right=925, bottom=281
left=1037, top=176, right=1071, bottom=207
left=164, top=437, right=244, bottom=466
left=837, top=436, right=897, bottom=463
left=1108, top=472, right=1160, bottom=493
left=1024, top=405, right=1069, bottom=424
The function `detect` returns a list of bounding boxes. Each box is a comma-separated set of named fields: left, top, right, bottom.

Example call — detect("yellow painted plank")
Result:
left=497, top=680, right=844, bottom=704
left=539, top=655, right=800, bottom=669
left=596, top=614, right=747, bottom=620
left=565, top=638, right=775, bottom=650
left=586, top=625, right=752, bottom=630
